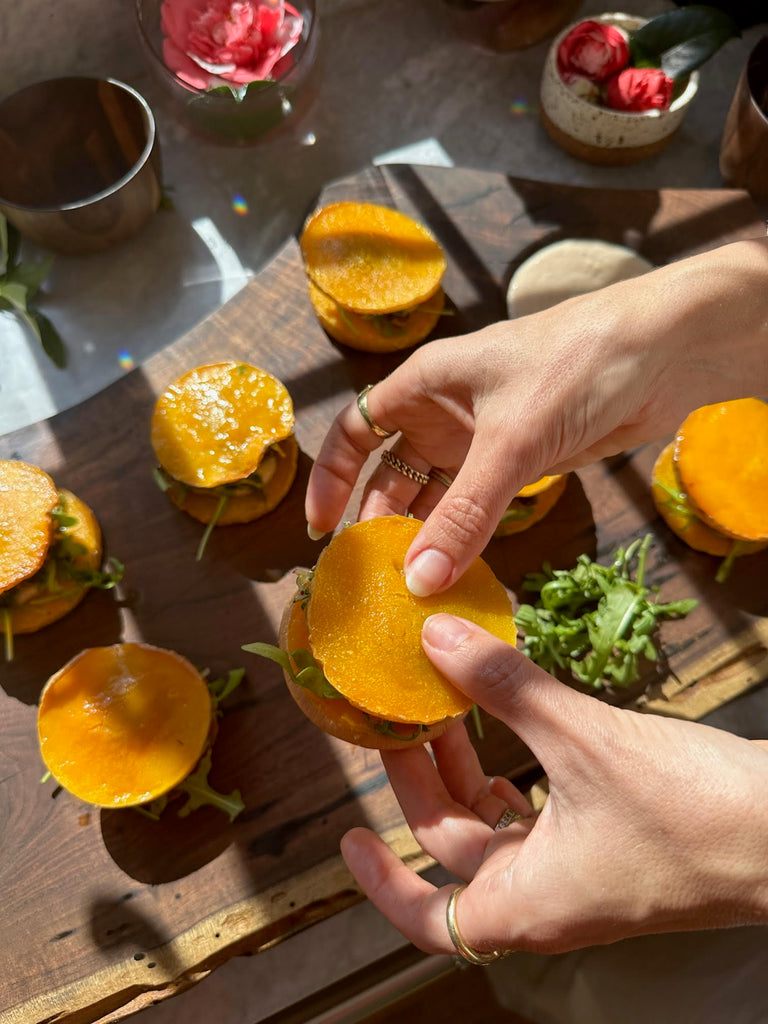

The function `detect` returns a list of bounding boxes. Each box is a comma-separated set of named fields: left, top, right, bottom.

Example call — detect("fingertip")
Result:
left=404, top=548, right=454, bottom=597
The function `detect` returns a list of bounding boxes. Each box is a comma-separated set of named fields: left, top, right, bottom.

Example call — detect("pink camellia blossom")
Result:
left=557, top=19, right=630, bottom=84
left=161, top=0, right=303, bottom=91
left=604, top=67, right=674, bottom=112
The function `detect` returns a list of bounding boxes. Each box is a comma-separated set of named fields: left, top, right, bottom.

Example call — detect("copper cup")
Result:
left=719, top=36, right=768, bottom=205
left=0, top=77, right=162, bottom=255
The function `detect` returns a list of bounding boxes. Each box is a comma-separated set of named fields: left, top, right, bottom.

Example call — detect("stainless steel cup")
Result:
left=0, top=77, right=162, bottom=255
left=719, top=36, right=768, bottom=206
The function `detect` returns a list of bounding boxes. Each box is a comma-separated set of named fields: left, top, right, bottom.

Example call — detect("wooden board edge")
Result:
left=635, top=619, right=768, bottom=721
left=2, top=829, right=430, bottom=1024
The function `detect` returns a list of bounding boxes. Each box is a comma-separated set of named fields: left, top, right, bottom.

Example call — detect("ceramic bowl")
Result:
left=539, top=12, right=700, bottom=165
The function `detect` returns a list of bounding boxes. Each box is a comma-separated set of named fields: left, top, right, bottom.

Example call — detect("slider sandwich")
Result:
left=300, top=201, right=447, bottom=353
left=151, top=361, right=298, bottom=556
left=246, top=515, right=517, bottom=749
left=652, top=397, right=768, bottom=581
left=0, top=459, right=122, bottom=660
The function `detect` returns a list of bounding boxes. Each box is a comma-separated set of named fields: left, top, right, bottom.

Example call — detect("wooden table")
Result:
left=2, top=165, right=768, bottom=1024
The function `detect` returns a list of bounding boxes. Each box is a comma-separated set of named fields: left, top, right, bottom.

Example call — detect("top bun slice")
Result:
left=307, top=515, right=517, bottom=726
left=674, top=398, right=768, bottom=542
left=151, top=362, right=298, bottom=525
left=38, top=643, right=212, bottom=808
left=300, top=202, right=446, bottom=315
left=0, top=460, right=59, bottom=593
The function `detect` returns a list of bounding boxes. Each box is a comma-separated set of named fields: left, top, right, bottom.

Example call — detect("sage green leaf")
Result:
left=5, top=256, right=54, bottom=299
left=631, top=6, right=740, bottom=77
left=0, top=280, right=29, bottom=312
left=29, top=310, right=67, bottom=368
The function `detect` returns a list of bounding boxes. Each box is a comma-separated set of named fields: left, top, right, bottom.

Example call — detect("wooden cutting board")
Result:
left=2, top=165, right=767, bottom=1024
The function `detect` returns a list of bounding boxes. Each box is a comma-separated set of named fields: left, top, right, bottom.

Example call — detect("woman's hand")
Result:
left=306, top=239, right=768, bottom=596
left=340, top=615, right=768, bottom=957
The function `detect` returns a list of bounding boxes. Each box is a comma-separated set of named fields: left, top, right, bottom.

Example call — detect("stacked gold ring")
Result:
left=380, top=448, right=430, bottom=486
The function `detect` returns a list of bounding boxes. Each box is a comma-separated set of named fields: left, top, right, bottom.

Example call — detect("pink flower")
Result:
left=161, top=0, right=303, bottom=91
left=557, top=19, right=630, bottom=84
left=604, top=67, right=674, bottom=112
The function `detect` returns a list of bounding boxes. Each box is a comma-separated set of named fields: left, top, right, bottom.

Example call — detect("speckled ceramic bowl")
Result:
left=540, top=12, right=699, bottom=165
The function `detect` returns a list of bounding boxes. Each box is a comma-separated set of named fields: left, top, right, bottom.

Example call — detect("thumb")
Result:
left=422, top=613, right=603, bottom=764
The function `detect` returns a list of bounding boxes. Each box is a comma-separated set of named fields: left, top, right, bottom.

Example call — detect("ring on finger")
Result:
left=380, top=448, right=430, bottom=486
left=429, top=468, right=453, bottom=488
left=357, top=384, right=395, bottom=439
left=494, top=807, right=526, bottom=831
left=446, top=885, right=513, bottom=966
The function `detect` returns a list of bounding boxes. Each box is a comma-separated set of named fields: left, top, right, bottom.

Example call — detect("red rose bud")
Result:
left=604, top=68, right=674, bottom=112
left=557, top=20, right=630, bottom=84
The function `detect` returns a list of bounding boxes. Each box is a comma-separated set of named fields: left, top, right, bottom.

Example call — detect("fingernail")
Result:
left=307, top=524, right=326, bottom=542
left=423, top=613, right=471, bottom=651
left=405, top=548, right=453, bottom=597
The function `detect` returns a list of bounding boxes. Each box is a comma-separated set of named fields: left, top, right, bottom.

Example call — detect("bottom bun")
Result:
left=493, top=474, right=567, bottom=537
left=279, top=594, right=460, bottom=750
left=167, top=435, right=299, bottom=525
left=308, top=281, right=445, bottom=354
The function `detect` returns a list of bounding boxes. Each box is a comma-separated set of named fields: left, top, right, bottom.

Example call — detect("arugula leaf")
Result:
left=206, top=667, right=245, bottom=708
left=244, top=641, right=344, bottom=699
left=515, top=535, right=697, bottom=690
left=139, top=751, right=245, bottom=823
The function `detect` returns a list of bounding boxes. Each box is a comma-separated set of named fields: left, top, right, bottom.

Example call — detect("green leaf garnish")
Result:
left=0, top=214, right=67, bottom=367
left=515, top=535, right=697, bottom=690
left=630, top=5, right=740, bottom=78
left=139, top=751, right=244, bottom=823
left=243, top=641, right=344, bottom=699
left=206, top=667, right=245, bottom=708
left=196, top=492, right=228, bottom=561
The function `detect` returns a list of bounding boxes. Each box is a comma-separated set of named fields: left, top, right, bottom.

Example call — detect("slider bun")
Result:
left=151, top=362, right=295, bottom=489
left=166, top=435, right=299, bottom=525
left=279, top=595, right=457, bottom=750
left=494, top=474, right=568, bottom=537
left=0, top=459, right=59, bottom=594
left=307, top=279, right=445, bottom=353
left=300, top=202, right=446, bottom=315
left=38, top=643, right=212, bottom=807
left=8, top=489, right=104, bottom=634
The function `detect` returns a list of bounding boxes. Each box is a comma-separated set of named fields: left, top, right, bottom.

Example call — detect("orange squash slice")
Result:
left=151, top=362, right=296, bottom=490
left=38, top=643, right=212, bottom=808
left=307, top=516, right=517, bottom=725
left=300, top=202, right=446, bottom=315
left=0, top=460, right=59, bottom=594
left=494, top=474, right=568, bottom=537
left=306, top=279, right=445, bottom=353
left=674, top=398, right=768, bottom=542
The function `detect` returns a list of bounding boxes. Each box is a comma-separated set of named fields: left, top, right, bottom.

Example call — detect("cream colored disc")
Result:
left=507, top=238, right=654, bottom=318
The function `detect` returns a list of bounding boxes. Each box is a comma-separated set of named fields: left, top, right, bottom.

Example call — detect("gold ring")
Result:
left=429, top=469, right=453, bottom=488
left=380, top=448, right=430, bottom=486
left=446, top=885, right=510, bottom=966
left=357, top=385, right=395, bottom=439
left=494, top=807, right=525, bottom=830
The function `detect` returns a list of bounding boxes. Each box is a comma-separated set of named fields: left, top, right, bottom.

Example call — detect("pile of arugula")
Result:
left=0, top=212, right=66, bottom=367
left=514, top=534, right=697, bottom=690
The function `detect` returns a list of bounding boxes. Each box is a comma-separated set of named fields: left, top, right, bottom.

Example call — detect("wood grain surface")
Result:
left=2, top=165, right=767, bottom=1024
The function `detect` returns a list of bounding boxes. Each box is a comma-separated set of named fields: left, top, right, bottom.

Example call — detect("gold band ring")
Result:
left=446, top=885, right=509, bottom=966
left=357, top=385, right=395, bottom=439
left=380, top=448, right=430, bottom=486
left=429, top=468, right=453, bottom=488
left=494, top=807, right=526, bottom=830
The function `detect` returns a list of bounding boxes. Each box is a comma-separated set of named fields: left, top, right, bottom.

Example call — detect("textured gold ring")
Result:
left=380, top=448, right=430, bottom=486
left=429, top=468, right=454, bottom=488
left=446, top=885, right=510, bottom=966
left=356, top=384, right=395, bottom=439
left=494, top=807, right=526, bottom=830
